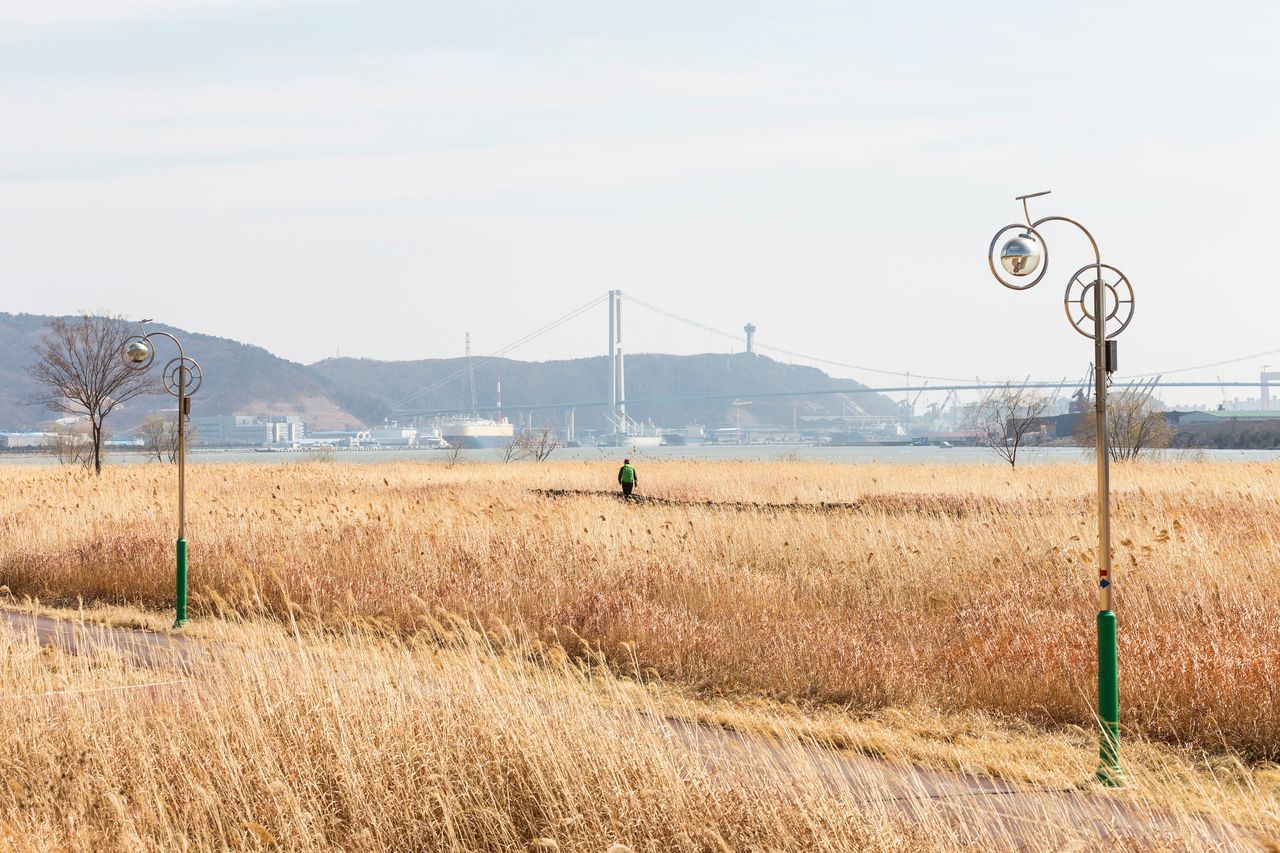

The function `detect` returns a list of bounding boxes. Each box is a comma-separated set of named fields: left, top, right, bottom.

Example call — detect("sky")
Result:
left=1, top=0, right=1277, bottom=407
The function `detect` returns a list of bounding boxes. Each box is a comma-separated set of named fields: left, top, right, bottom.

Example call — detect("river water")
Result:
left=2, top=445, right=1277, bottom=468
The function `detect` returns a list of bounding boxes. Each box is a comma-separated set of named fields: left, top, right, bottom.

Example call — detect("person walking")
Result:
left=617, top=458, right=638, bottom=499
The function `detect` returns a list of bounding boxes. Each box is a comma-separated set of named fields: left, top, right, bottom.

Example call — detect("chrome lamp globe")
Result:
left=124, top=340, right=152, bottom=366
left=999, top=232, right=1041, bottom=276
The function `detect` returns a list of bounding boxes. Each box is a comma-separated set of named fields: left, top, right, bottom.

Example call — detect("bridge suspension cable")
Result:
left=620, top=293, right=982, bottom=384
left=623, top=293, right=1280, bottom=389
left=392, top=294, right=608, bottom=411
left=392, top=291, right=1278, bottom=414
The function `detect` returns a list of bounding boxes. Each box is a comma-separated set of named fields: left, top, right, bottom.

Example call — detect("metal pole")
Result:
left=1093, top=266, right=1121, bottom=785
left=175, top=363, right=188, bottom=628
left=994, top=203, right=1131, bottom=786
left=126, top=325, right=200, bottom=630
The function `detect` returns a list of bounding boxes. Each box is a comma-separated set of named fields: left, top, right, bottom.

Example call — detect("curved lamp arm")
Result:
left=139, top=324, right=186, bottom=361
left=1031, top=215, right=1101, bottom=268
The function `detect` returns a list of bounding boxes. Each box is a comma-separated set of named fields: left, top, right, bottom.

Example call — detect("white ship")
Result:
left=600, top=432, right=662, bottom=448
left=441, top=417, right=514, bottom=449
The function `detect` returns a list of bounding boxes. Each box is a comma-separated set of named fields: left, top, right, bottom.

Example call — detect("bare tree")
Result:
left=137, top=413, right=193, bottom=463
left=968, top=384, right=1050, bottom=468
left=444, top=438, right=466, bottom=468
left=1075, top=390, right=1172, bottom=462
left=137, top=414, right=172, bottom=462
left=50, top=421, right=94, bottom=468
left=305, top=444, right=335, bottom=464
left=28, top=315, right=154, bottom=475
left=517, top=425, right=560, bottom=462
left=499, top=435, right=522, bottom=464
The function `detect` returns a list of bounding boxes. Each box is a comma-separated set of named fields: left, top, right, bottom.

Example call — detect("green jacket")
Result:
left=618, top=464, right=637, bottom=485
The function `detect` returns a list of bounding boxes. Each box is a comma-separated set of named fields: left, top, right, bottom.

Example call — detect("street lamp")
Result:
left=122, top=322, right=203, bottom=629
left=987, top=191, right=1134, bottom=787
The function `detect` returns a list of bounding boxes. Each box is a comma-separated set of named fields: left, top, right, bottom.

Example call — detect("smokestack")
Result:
left=496, top=372, right=502, bottom=422
left=744, top=322, right=757, bottom=355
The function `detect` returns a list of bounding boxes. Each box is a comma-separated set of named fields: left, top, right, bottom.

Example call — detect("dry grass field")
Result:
left=3, top=458, right=1277, bottom=756
left=0, top=617, right=921, bottom=851
left=0, top=613, right=1274, bottom=851
left=2, top=458, right=1280, bottom=849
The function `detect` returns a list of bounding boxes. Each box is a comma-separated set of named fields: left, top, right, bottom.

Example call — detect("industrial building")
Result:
left=368, top=425, right=417, bottom=446
left=189, top=415, right=305, bottom=447
left=0, top=432, right=56, bottom=449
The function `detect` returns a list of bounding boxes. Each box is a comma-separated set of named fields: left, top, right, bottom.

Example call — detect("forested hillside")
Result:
left=0, top=313, right=896, bottom=432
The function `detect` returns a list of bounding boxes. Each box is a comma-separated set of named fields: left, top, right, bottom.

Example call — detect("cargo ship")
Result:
left=441, top=417, right=515, bottom=449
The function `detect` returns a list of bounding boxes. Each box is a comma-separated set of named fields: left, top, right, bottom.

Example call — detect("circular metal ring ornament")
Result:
left=1063, top=263, right=1134, bottom=340
left=122, top=335, right=157, bottom=370
left=988, top=224, right=1049, bottom=291
left=162, top=356, right=203, bottom=398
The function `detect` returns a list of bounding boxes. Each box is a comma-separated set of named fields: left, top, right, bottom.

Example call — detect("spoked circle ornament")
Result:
left=162, top=356, right=203, bottom=397
left=1064, top=263, right=1134, bottom=340
left=988, top=224, right=1049, bottom=291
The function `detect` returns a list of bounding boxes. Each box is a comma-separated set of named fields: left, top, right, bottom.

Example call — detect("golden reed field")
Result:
left=4, top=458, right=1277, bottom=756
left=2, top=458, right=1280, bottom=849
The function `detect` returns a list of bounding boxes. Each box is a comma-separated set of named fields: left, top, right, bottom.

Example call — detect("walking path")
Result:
left=2, top=609, right=195, bottom=669
left=0, top=608, right=1257, bottom=849
left=530, top=487, right=1050, bottom=519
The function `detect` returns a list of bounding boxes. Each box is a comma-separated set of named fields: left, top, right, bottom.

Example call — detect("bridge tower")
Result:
left=607, top=290, right=627, bottom=432
left=617, top=290, right=625, bottom=424
left=1262, top=366, right=1280, bottom=410
left=608, top=291, right=616, bottom=417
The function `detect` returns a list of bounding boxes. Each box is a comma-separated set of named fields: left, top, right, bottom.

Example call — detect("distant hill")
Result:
left=310, top=351, right=899, bottom=430
left=0, top=313, right=898, bottom=433
left=0, top=313, right=363, bottom=431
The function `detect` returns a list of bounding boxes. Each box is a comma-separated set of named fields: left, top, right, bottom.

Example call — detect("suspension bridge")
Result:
left=390, top=292, right=1280, bottom=420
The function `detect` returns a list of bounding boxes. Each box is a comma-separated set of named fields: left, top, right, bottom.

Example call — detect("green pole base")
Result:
left=174, top=537, right=189, bottom=629
left=1095, top=609, right=1124, bottom=787
left=1094, top=763, right=1127, bottom=788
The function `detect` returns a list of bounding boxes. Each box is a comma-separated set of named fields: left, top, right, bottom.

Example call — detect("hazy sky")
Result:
left=2, top=1, right=1277, bottom=406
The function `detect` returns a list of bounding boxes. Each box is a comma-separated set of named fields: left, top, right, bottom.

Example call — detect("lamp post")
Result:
left=987, top=191, right=1135, bottom=786
left=122, top=322, right=203, bottom=629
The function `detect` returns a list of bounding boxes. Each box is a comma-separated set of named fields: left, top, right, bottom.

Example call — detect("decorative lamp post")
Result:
left=987, top=191, right=1134, bottom=786
left=122, top=321, right=203, bottom=628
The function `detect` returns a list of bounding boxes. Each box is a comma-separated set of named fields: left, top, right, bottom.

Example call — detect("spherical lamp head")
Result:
left=124, top=340, right=151, bottom=366
left=999, top=232, right=1042, bottom=276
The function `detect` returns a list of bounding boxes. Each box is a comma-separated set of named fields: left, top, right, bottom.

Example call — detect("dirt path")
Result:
left=530, top=487, right=1074, bottom=519
left=1, top=608, right=1258, bottom=850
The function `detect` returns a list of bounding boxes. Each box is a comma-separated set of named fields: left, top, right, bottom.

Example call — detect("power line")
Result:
left=1116, top=346, right=1280, bottom=380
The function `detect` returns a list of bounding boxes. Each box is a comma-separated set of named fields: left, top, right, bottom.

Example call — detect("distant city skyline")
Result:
left=1, top=1, right=1277, bottom=408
